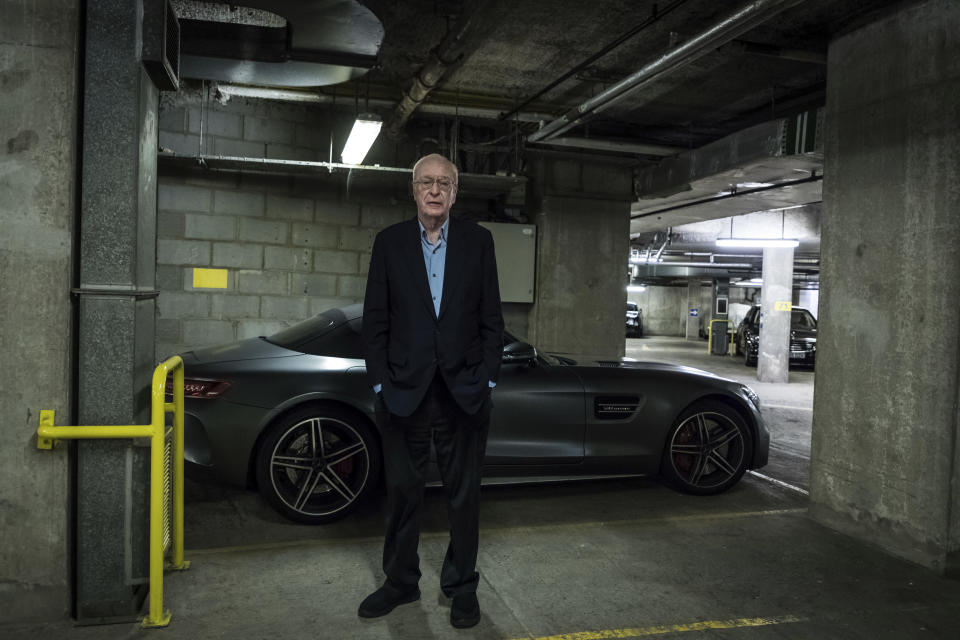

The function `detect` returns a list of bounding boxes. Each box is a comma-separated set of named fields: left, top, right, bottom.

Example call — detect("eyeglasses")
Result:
left=413, top=177, right=456, bottom=192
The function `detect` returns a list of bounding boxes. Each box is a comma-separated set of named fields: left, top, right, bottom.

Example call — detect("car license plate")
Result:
left=790, top=352, right=804, bottom=360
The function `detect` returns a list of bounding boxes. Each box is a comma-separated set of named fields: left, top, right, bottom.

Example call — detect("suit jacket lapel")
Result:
left=401, top=217, right=435, bottom=318
left=438, top=217, right=463, bottom=321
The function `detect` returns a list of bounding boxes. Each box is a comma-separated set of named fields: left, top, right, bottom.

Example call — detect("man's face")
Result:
left=413, top=157, right=457, bottom=226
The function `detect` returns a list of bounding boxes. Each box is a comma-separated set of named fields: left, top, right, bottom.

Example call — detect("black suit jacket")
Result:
left=362, top=216, right=504, bottom=418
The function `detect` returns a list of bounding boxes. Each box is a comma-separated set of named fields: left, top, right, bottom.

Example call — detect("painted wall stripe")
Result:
left=192, top=267, right=228, bottom=289
left=507, top=614, right=805, bottom=640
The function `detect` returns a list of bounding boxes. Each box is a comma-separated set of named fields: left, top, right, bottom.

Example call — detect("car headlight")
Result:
left=740, top=385, right=761, bottom=410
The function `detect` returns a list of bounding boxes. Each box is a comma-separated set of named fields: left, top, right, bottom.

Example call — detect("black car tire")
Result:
left=744, top=346, right=756, bottom=367
left=255, top=404, right=381, bottom=525
left=660, top=400, right=753, bottom=496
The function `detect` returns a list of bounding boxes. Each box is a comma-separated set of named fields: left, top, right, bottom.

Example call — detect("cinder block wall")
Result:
left=155, top=87, right=414, bottom=360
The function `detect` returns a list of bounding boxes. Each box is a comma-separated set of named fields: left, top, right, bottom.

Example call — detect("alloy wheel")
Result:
left=266, top=415, right=371, bottom=519
left=668, top=410, right=746, bottom=491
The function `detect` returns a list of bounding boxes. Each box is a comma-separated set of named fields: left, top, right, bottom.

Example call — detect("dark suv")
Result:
left=626, top=301, right=643, bottom=338
left=735, top=305, right=817, bottom=366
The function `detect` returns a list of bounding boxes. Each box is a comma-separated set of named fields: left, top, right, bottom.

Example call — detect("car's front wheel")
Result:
left=255, top=404, right=381, bottom=524
left=660, top=401, right=753, bottom=495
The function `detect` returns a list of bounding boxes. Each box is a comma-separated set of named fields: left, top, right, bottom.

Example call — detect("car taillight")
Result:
left=165, top=378, right=231, bottom=399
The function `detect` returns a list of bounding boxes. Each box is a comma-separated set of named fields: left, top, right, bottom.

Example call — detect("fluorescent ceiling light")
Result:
left=341, top=116, right=382, bottom=165
left=734, top=278, right=764, bottom=287
left=217, top=84, right=326, bottom=103
left=627, top=285, right=647, bottom=292
left=716, top=238, right=800, bottom=248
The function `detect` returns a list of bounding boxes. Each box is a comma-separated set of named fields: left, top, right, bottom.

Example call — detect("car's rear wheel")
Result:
left=660, top=401, right=753, bottom=495
left=255, top=405, right=381, bottom=524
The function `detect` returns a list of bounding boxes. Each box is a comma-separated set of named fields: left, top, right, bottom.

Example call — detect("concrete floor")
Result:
left=7, top=337, right=960, bottom=639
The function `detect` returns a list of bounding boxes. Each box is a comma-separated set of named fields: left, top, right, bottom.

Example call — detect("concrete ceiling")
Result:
left=173, top=0, right=906, bottom=283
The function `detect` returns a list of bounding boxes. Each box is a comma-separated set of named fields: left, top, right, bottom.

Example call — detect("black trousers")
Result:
left=378, top=373, right=490, bottom=596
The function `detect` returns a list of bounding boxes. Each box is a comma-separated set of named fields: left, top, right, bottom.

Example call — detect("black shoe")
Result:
left=358, top=583, right=420, bottom=618
left=450, top=592, right=481, bottom=628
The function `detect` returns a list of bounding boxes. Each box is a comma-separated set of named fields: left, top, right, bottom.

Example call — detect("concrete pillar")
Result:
left=685, top=281, right=700, bottom=340
left=756, top=246, right=794, bottom=382
left=0, top=0, right=80, bottom=624
left=526, top=155, right=632, bottom=356
left=74, top=0, right=160, bottom=621
left=811, top=0, right=960, bottom=574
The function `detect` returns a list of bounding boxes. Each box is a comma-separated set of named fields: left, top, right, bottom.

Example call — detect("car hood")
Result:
left=547, top=353, right=726, bottom=380
left=182, top=337, right=300, bottom=365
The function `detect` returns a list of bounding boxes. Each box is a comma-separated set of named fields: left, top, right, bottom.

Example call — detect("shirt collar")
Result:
left=418, top=217, right=449, bottom=244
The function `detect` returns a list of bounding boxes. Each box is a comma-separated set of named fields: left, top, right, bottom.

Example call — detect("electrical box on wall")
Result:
left=478, top=222, right=536, bottom=303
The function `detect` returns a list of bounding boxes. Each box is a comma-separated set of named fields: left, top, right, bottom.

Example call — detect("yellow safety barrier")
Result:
left=36, top=356, right=190, bottom=628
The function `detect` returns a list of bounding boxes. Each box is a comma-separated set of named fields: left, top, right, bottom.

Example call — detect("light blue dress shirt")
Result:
left=420, top=218, right=448, bottom=318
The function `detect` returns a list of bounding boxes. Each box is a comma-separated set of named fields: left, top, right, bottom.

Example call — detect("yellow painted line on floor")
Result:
left=506, top=614, right=805, bottom=640
left=186, top=508, right=806, bottom=556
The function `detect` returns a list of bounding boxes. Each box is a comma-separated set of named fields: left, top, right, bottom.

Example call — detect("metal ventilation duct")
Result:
left=631, top=108, right=824, bottom=235
left=174, top=0, right=383, bottom=87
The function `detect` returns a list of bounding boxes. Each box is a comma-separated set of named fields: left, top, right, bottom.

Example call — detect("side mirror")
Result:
left=502, top=341, right=537, bottom=364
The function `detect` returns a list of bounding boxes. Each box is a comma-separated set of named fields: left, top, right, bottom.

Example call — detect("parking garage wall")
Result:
left=156, top=86, right=416, bottom=358
left=155, top=88, right=531, bottom=358
left=630, top=284, right=757, bottom=337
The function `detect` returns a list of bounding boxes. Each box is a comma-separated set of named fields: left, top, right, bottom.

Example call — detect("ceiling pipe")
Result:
left=215, top=83, right=552, bottom=122
left=529, top=136, right=683, bottom=157
left=527, top=0, right=805, bottom=143
left=500, top=0, right=688, bottom=121
left=386, top=0, right=495, bottom=139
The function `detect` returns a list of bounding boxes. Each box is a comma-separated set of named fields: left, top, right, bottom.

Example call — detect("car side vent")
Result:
left=594, top=396, right=640, bottom=420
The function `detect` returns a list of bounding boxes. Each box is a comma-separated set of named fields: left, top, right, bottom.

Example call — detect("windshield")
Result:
left=504, top=330, right=567, bottom=366
left=267, top=305, right=361, bottom=350
left=791, top=309, right=817, bottom=330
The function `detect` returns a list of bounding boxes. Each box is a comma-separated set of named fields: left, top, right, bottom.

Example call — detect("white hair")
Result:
left=412, top=153, right=459, bottom=183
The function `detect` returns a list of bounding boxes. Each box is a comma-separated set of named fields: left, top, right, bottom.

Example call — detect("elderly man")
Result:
left=359, top=154, right=504, bottom=628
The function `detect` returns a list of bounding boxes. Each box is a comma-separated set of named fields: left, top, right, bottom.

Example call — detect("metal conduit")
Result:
left=527, top=0, right=806, bottom=143
left=386, top=0, right=494, bottom=139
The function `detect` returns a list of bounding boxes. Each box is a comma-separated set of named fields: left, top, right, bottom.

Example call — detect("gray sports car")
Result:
left=176, top=304, right=769, bottom=524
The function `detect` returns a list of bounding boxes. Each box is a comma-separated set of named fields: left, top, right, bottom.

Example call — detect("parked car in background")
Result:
left=174, top=304, right=768, bottom=525
left=735, top=305, right=817, bottom=367
left=626, top=301, right=643, bottom=337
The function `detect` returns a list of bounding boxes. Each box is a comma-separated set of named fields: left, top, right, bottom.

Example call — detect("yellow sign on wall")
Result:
left=193, top=268, right=228, bottom=289
left=774, top=301, right=792, bottom=311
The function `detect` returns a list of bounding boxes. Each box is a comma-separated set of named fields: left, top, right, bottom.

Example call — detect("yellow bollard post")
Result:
left=141, top=423, right=171, bottom=628
left=169, top=362, right=189, bottom=572
left=36, top=357, right=188, bottom=629
left=142, top=358, right=171, bottom=628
